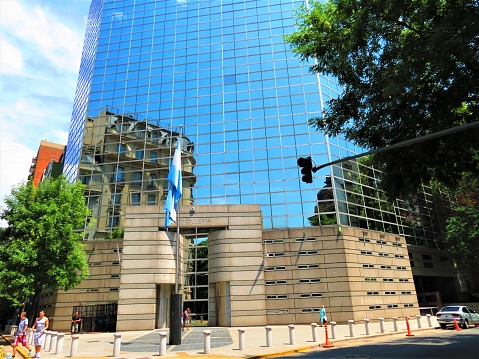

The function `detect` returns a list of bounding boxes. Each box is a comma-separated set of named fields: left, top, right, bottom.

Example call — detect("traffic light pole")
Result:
left=313, top=121, right=479, bottom=171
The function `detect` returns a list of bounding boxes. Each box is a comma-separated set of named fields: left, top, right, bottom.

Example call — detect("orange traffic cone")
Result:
left=453, top=318, right=462, bottom=331
left=405, top=316, right=414, bottom=336
left=321, top=322, right=334, bottom=348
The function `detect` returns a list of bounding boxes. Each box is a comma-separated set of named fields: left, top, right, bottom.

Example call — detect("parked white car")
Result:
left=436, top=305, right=479, bottom=329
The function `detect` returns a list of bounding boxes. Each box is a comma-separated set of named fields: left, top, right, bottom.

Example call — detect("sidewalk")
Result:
left=2, top=316, right=441, bottom=359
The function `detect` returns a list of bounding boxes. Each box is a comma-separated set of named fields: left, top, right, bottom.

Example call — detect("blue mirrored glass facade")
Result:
left=65, top=0, right=362, bottom=231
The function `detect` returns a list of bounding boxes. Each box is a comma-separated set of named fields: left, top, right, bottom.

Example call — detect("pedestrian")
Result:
left=30, top=310, right=49, bottom=358
left=12, top=312, right=32, bottom=358
left=319, top=304, right=327, bottom=327
left=181, top=308, right=191, bottom=331
left=71, top=311, right=81, bottom=334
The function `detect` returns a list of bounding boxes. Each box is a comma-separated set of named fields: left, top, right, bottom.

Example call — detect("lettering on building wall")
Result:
left=179, top=218, right=212, bottom=226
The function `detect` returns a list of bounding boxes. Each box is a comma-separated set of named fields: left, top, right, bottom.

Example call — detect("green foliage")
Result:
left=285, top=0, right=479, bottom=198
left=444, top=174, right=479, bottom=273
left=107, top=228, right=124, bottom=239
left=0, top=176, right=90, bottom=308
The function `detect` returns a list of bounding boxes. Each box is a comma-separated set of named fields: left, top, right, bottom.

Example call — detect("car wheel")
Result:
left=463, top=319, right=469, bottom=329
left=440, top=324, right=447, bottom=329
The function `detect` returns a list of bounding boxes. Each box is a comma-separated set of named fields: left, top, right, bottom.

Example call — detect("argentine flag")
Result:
left=164, top=137, right=182, bottom=230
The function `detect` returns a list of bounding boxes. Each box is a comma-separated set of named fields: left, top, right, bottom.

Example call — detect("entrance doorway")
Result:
left=73, top=303, right=117, bottom=332
left=183, top=230, right=208, bottom=326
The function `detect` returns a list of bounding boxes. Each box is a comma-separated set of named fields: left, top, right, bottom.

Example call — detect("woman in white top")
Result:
left=31, top=310, right=49, bottom=359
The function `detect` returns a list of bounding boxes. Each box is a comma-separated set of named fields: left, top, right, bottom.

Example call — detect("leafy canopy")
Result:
left=285, top=0, right=479, bottom=198
left=0, top=176, right=90, bottom=308
left=444, top=174, right=479, bottom=273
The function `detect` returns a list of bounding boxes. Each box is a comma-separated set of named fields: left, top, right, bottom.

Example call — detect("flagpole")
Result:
left=175, top=125, right=182, bottom=295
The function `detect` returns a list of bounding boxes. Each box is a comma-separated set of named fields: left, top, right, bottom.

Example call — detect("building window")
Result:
left=131, top=193, right=141, bottom=206
left=263, top=239, right=284, bottom=244
left=147, top=194, right=156, bottom=205
left=148, top=174, right=157, bottom=189
left=108, top=215, right=119, bottom=228
left=297, top=264, right=319, bottom=270
left=116, top=143, right=126, bottom=156
left=132, top=172, right=142, bottom=186
left=295, top=237, right=316, bottom=242
left=296, top=250, right=317, bottom=256
left=150, top=151, right=158, bottom=163
left=421, top=254, right=432, bottom=260
left=361, top=251, right=373, bottom=255
left=113, top=166, right=124, bottom=182
left=111, top=193, right=121, bottom=205
left=135, top=150, right=144, bottom=159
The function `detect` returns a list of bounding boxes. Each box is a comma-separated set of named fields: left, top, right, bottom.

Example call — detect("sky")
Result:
left=0, top=0, right=91, bottom=222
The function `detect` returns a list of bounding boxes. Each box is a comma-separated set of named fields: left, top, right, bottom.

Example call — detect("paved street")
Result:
left=278, top=327, right=479, bottom=358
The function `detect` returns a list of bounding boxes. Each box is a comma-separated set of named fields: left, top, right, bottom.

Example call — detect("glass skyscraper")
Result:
left=64, top=0, right=365, bottom=232
left=54, top=0, right=461, bottom=330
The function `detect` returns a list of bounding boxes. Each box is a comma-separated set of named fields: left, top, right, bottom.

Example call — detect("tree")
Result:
left=444, top=174, right=479, bottom=274
left=0, top=176, right=90, bottom=316
left=285, top=0, right=479, bottom=198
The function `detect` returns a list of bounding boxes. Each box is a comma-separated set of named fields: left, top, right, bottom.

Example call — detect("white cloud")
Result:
left=1, top=1, right=84, bottom=74
left=0, top=37, right=25, bottom=74
left=0, top=0, right=89, bottom=226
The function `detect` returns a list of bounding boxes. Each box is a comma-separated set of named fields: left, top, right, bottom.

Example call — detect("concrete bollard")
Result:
left=238, top=328, right=245, bottom=350
left=159, top=332, right=167, bottom=356
left=379, top=318, right=385, bottom=333
left=416, top=315, right=422, bottom=329
left=392, top=317, right=398, bottom=332
left=288, top=324, right=295, bottom=345
left=49, top=332, right=58, bottom=352
left=330, top=321, right=337, bottom=339
left=426, top=314, right=432, bottom=328
left=56, top=333, right=64, bottom=355
left=311, top=323, right=318, bottom=342
left=348, top=320, right=355, bottom=337
left=27, top=329, right=34, bottom=345
left=203, top=330, right=211, bottom=354
left=70, top=334, right=80, bottom=357
left=113, top=333, right=121, bottom=357
left=265, top=326, right=273, bottom=347
left=44, top=331, right=52, bottom=350
left=364, top=319, right=370, bottom=335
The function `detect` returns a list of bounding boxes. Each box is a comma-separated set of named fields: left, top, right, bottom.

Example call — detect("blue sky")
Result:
left=0, top=0, right=91, bottom=218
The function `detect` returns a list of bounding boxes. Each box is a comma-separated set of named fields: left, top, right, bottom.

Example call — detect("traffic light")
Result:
left=297, top=156, right=313, bottom=183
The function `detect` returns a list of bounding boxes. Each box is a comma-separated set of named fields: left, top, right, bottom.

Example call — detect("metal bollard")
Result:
left=364, top=319, right=370, bottom=335
left=288, top=324, right=295, bottom=345
left=265, top=326, right=273, bottom=347
left=348, top=320, right=355, bottom=337
left=113, top=333, right=121, bottom=357
left=238, top=328, right=245, bottom=350
left=311, top=323, right=318, bottom=342
left=44, top=331, right=52, bottom=350
left=330, top=321, right=337, bottom=339
left=379, top=318, right=385, bottom=333
left=426, top=314, right=432, bottom=328
left=392, top=317, right=398, bottom=332
left=56, top=333, right=64, bottom=355
left=159, top=332, right=167, bottom=356
left=70, top=334, right=80, bottom=357
left=203, top=330, right=211, bottom=354
left=49, top=332, right=58, bottom=352
left=416, top=315, right=422, bottom=329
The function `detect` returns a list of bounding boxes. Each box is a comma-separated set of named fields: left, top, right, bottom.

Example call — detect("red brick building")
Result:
left=28, top=140, right=65, bottom=187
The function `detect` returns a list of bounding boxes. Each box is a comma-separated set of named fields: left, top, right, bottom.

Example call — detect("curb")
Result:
left=1, top=334, right=32, bottom=359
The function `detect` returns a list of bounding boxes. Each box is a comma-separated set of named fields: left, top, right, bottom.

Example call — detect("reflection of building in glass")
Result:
left=79, top=109, right=196, bottom=240
left=45, top=0, right=469, bottom=331
left=313, top=160, right=454, bottom=249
